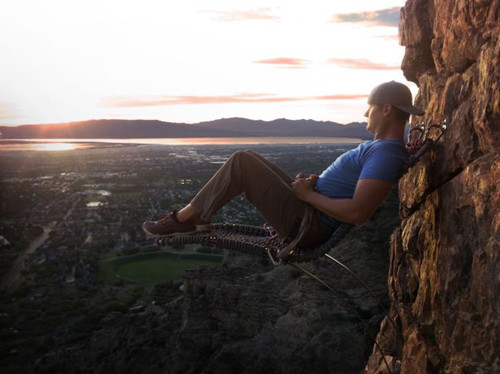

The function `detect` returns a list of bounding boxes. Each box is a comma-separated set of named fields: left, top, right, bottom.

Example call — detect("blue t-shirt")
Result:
left=316, top=139, right=408, bottom=226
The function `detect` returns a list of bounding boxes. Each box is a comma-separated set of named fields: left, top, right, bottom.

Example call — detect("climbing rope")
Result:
left=289, top=262, right=394, bottom=374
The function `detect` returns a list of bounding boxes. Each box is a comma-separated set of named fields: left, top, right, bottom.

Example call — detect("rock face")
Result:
left=366, top=1, right=499, bottom=373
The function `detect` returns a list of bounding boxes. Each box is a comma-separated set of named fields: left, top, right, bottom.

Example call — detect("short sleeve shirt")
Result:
left=316, top=139, right=408, bottom=225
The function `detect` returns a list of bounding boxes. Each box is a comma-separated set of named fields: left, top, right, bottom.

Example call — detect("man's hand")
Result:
left=295, top=172, right=309, bottom=179
left=291, top=174, right=318, bottom=201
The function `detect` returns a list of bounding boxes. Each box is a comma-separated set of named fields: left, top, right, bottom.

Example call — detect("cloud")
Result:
left=0, top=102, right=17, bottom=120
left=253, top=57, right=309, bottom=69
left=206, top=8, right=280, bottom=22
left=328, top=58, right=400, bottom=71
left=101, top=93, right=367, bottom=108
left=332, top=7, right=400, bottom=27
left=313, top=94, right=369, bottom=101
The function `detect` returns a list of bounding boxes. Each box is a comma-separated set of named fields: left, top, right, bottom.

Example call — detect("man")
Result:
left=142, top=81, right=424, bottom=250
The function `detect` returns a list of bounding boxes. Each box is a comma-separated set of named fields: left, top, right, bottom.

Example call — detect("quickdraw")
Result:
left=404, top=119, right=447, bottom=171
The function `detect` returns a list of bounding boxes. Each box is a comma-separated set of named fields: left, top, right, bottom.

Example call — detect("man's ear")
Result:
left=381, top=104, right=392, bottom=117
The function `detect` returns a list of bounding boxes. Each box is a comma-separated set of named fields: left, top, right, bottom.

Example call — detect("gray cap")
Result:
left=368, top=81, right=424, bottom=116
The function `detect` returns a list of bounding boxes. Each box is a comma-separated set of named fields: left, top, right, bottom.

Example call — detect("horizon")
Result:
left=0, top=0, right=412, bottom=127
left=0, top=116, right=366, bottom=129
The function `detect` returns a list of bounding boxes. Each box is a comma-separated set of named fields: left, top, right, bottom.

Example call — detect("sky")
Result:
left=0, top=0, right=413, bottom=126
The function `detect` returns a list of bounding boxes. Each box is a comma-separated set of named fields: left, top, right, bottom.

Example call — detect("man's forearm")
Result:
left=292, top=178, right=392, bottom=225
left=303, top=191, right=365, bottom=225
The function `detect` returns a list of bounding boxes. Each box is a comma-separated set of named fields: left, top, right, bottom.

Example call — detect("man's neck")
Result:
left=373, top=134, right=404, bottom=141
left=373, top=125, right=405, bottom=140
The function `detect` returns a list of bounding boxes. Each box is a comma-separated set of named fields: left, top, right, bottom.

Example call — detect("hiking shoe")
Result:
left=142, top=211, right=210, bottom=237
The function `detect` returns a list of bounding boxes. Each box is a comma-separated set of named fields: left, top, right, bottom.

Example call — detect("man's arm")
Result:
left=291, top=178, right=393, bottom=225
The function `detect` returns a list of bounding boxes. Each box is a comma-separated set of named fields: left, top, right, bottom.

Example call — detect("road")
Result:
left=0, top=195, right=81, bottom=291
left=0, top=222, right=56, bottom=290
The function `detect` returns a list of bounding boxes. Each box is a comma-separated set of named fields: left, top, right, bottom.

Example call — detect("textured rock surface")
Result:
left=366, top=0, right=499, bottom=373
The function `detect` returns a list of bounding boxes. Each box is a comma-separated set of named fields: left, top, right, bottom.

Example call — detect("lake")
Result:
left=0, top=137, right=363, bottom=151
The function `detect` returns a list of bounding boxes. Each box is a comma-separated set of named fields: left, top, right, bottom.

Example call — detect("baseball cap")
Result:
left=368, top=81, right=424, bottom=116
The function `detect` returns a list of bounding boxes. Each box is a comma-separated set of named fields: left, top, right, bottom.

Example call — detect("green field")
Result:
left=98, top=251, right=222, bottom=291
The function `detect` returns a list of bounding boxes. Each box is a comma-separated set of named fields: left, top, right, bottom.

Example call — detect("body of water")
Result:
left=0, top=137, right=363, bottom=151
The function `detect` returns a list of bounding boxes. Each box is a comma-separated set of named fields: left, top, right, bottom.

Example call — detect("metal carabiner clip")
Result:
left=406, top=122, right=426, bottom=154
left=409, top=122, right=427, bottom=141
left=424, top=119, right=447, bottom=143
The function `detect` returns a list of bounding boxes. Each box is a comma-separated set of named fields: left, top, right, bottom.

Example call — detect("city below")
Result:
left=0, top=140, right=364, bottom=371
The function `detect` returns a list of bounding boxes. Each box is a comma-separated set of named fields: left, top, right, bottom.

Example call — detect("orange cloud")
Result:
left=332, top=7, right=401, bottom=27
left=254, top=57, right=309, bottom=68
left=206, top=8, right=280, bottom=22
left=314, top=94, right=369, bottom=101
left=328, top=58, right=400, bottom=71
left=101, top=93, right=367, bottom=108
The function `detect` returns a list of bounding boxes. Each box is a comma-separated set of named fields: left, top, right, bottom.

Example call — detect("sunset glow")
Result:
left=0, top=0, right=412, bottom=127
left=36, top=143, right=77, bottom=151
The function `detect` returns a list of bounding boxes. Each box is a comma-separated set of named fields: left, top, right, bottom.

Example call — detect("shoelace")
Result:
left=157, top=213, right=173, bottom=223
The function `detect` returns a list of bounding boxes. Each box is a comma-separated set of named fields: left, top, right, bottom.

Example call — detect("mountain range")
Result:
left=0, top=118, right=371, bottom=139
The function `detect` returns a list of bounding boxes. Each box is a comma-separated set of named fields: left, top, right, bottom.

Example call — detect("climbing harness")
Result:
left=155, top=120, right=447, bottom=374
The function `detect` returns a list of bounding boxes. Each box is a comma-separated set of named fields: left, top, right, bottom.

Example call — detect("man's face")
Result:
left=364, top=104, right=384, bottom=134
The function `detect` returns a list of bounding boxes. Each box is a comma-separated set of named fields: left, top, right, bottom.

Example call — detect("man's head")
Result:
left=364, top=81, right=424, bottom=137
left=365, top=81, right=424, bottom=120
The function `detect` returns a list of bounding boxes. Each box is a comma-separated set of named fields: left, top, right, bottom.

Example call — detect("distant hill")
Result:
left=0, top=118, right=371, bottom=139
left=196, top=118, right=370, bottom=138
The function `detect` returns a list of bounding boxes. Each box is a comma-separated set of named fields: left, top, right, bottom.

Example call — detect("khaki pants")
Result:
left=190, top=150, right=336, bottom=248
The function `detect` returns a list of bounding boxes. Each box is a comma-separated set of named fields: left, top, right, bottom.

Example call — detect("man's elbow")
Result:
left=351, top=210, right=374, bottom=225
left=352, top=215, right=368, bottom=225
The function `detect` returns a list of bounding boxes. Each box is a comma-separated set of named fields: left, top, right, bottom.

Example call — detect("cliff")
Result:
left=366, top=0, right=499, bottom=373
